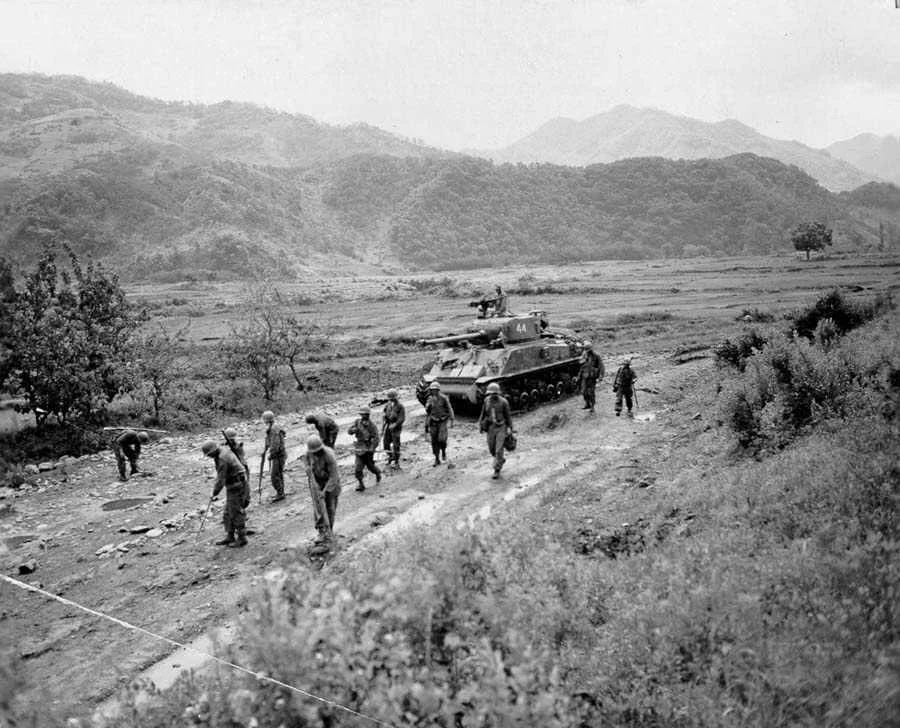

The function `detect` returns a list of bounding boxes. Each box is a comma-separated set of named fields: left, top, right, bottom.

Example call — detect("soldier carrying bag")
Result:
left=503, top=429, right=517, bottom=452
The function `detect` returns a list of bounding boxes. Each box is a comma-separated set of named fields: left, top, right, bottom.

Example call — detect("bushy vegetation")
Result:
left=718, top=291, right=895, bottom=451
left=0, top=245, right=142, bottom=428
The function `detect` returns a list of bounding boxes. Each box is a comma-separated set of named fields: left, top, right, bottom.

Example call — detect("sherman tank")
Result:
left=416, top=302, right=588, bottom=411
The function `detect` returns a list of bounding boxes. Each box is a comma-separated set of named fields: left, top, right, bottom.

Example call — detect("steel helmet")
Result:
left=223, top=426, right=238, bottom=439
left=428, top=381, right=440, bottom=390
left=261, top=410, right=275, bottom=423
left=201, top=440, right=218, bottom=456
left=306, top=434, right=324, bottom=452
left=138, top=431, right=150, bottom=443
left=304, top=413, right=316, bottom=424
left=358, top=405, right=371, bottom=415
left=583, top=340, right=593, bottom=349
left=486, top=382, right=501, bottom=394
left=387, top=389, right=398, bottom=399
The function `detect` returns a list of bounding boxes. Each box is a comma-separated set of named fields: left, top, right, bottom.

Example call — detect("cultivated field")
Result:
left=2, top=252, right=898, bottom=725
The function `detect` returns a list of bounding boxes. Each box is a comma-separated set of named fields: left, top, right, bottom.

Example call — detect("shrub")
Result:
left=713, top=329, right=768, bottom=371
left=791, top=289, right=892, bottom=340
left=719, top=334, right=861, bottom=450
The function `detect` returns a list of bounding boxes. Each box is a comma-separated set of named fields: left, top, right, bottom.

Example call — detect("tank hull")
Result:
left=416, top=337, right=585, bottom=411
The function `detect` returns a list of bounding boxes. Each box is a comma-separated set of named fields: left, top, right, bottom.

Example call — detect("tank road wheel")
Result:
left=519, top=391, right=530, bottom=410
left=555, top=382, right=565, bottom=399
left=530, top=388, right=541, bottom=406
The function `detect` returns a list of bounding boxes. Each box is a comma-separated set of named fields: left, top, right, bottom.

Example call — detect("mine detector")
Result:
left=416, top=304, right=588, bottom=411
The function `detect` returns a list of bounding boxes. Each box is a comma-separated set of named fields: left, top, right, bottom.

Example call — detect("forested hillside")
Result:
left=0, top=74, right=890, bottom=280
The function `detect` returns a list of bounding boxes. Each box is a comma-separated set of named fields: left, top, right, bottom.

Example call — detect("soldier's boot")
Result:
left=441, top=448, right=447, bottom=462
left=216, top=531, right=235, bottom=546
left=229, top=529, right=248, bottom=548
left=375, top=468, right=382, bottom=484
left=355, top=477, right=366, bottom=493
left=433, top=456, right=441, bottom=467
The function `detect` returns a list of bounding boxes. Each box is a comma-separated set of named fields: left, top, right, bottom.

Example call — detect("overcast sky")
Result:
left=2, top=0, right=899, bottom=150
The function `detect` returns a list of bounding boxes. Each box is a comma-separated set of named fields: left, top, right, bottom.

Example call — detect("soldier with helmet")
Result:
left=261, top=410, right=287, bottom=502
left=479, top=382, right=514, bottom=479
left=223, top=426, right=251, bottom=508
left=305, top=434, right=341, bottom=545
left=613, top=358, right=638, bottom=417
left=578, top=340, right=605, bottom=414
left=113, top=429, right=150, bottom=482
left=424, top=381, right=454, bottom=466
left=305, top=412, right=339, bottom=449
left=382, top=389, right=406, bottom=468
left=201, top=439, right=249, bottom=547
left=348, top=406, right=382, bottom=492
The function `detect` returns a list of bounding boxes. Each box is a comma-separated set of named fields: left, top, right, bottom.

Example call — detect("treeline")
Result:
left=1, top=148, right=892, bottom=279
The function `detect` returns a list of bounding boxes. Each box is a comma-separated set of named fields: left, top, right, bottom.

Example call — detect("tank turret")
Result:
left=417, top=308, right=589, bottom=410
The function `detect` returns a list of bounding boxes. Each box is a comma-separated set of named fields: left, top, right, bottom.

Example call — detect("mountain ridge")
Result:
left=480, top=106, right=878, bottom=192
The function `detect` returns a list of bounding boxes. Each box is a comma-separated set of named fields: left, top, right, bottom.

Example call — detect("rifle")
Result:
left=305, top=454, right=331, bottom=535
left=197, top=496, right=214, bottom=533
left=257, top=447, right=267, bottom=505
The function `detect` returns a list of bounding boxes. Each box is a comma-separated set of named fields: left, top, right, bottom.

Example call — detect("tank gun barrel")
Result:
left=419, top=330, right=485, bottom=346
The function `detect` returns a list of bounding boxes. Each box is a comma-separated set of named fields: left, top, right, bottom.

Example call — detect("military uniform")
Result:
left=308, top=445, right=341, bottom=539
left=348, top=414, right=381, bottom=491
left=113, top=430, right=143, bottom=481
left=307, top=413, right=339, bottom=448
left=425, top=389, right=454, bottom=465
left=479, top=392, right=513, bottom=478
left=579, top=347, right=604, bottom=413
left=212, top=448, right=249, bottom=546
left=265, top=422, right=287, bottom=499
left=223, top=434, right=251, bottom=507
left=382, top=398, right=406, bottom=467
left=613, top=361, right=637, bottom=416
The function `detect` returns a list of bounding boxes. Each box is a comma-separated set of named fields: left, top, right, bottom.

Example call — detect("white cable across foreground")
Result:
left=1, top=574, right=396, bottom=728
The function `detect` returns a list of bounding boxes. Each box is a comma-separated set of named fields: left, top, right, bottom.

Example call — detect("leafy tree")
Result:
left=0, top=246, right=141, bottom=426
left=224, top=287, right=324, bottom=400
left=791, top=221, right=833, bottom=260
left=135, top=322, right=191, bottom=423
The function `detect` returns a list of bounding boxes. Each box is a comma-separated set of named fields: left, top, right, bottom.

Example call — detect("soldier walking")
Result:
left=305, top=412, right=339, bottom=449
left=479, top=382, right=513, bottom=479
left=613, top=359, right=638, bottom=417
left=382, top=389, right=406, bottom=468
left=424, top=382, right=454, bottom=466
left=261, top=410, right=287, bottom=502
left=305, top=434, right=341, bottom=545
left=201, top=440, right=249, bottom=547
left=113, top=429, right=149, bottom=482
left=578, top=341, right=604, bottom=413
left=348, top=406, right=382, bottom=492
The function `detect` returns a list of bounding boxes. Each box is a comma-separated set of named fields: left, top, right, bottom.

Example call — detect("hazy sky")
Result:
left=2, top=0, right=899, bottom=150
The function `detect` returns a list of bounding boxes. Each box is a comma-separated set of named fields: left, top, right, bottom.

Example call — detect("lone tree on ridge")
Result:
left=791, top=221, right=833, bottom=260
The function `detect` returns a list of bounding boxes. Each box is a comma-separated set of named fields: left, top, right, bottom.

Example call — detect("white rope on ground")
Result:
left=1, top=574, right=397, bottom=728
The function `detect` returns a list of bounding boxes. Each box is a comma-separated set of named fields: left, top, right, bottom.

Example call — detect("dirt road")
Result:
left=1, top=351, right=695, bottom=720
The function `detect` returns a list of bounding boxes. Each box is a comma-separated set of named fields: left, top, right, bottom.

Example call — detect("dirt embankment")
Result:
left=1, top=351, right=701, bottom=719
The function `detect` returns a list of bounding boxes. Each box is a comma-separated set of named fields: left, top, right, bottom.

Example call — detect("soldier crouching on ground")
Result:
left=479, top=382, right=513, bottom=479
left=201, top=440, right=248, bottom=547
left=382, top=389, right=405, bottom=468
left=613, top=358, right=637, bottom=417
left=305, top=412, right=339, bottom=449
left=261, top=410, right=287, bottom=502
left=348, top=406, right=381, bottom=492
left=424, top=381, right=454, bottom=466
left=114, top=429, right=149, bottom=482
left=305, top=434, right=340, bottom=546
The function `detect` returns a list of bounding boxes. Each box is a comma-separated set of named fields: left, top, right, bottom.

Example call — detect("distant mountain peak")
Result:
left=481, top=106, right=878, bottom=192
